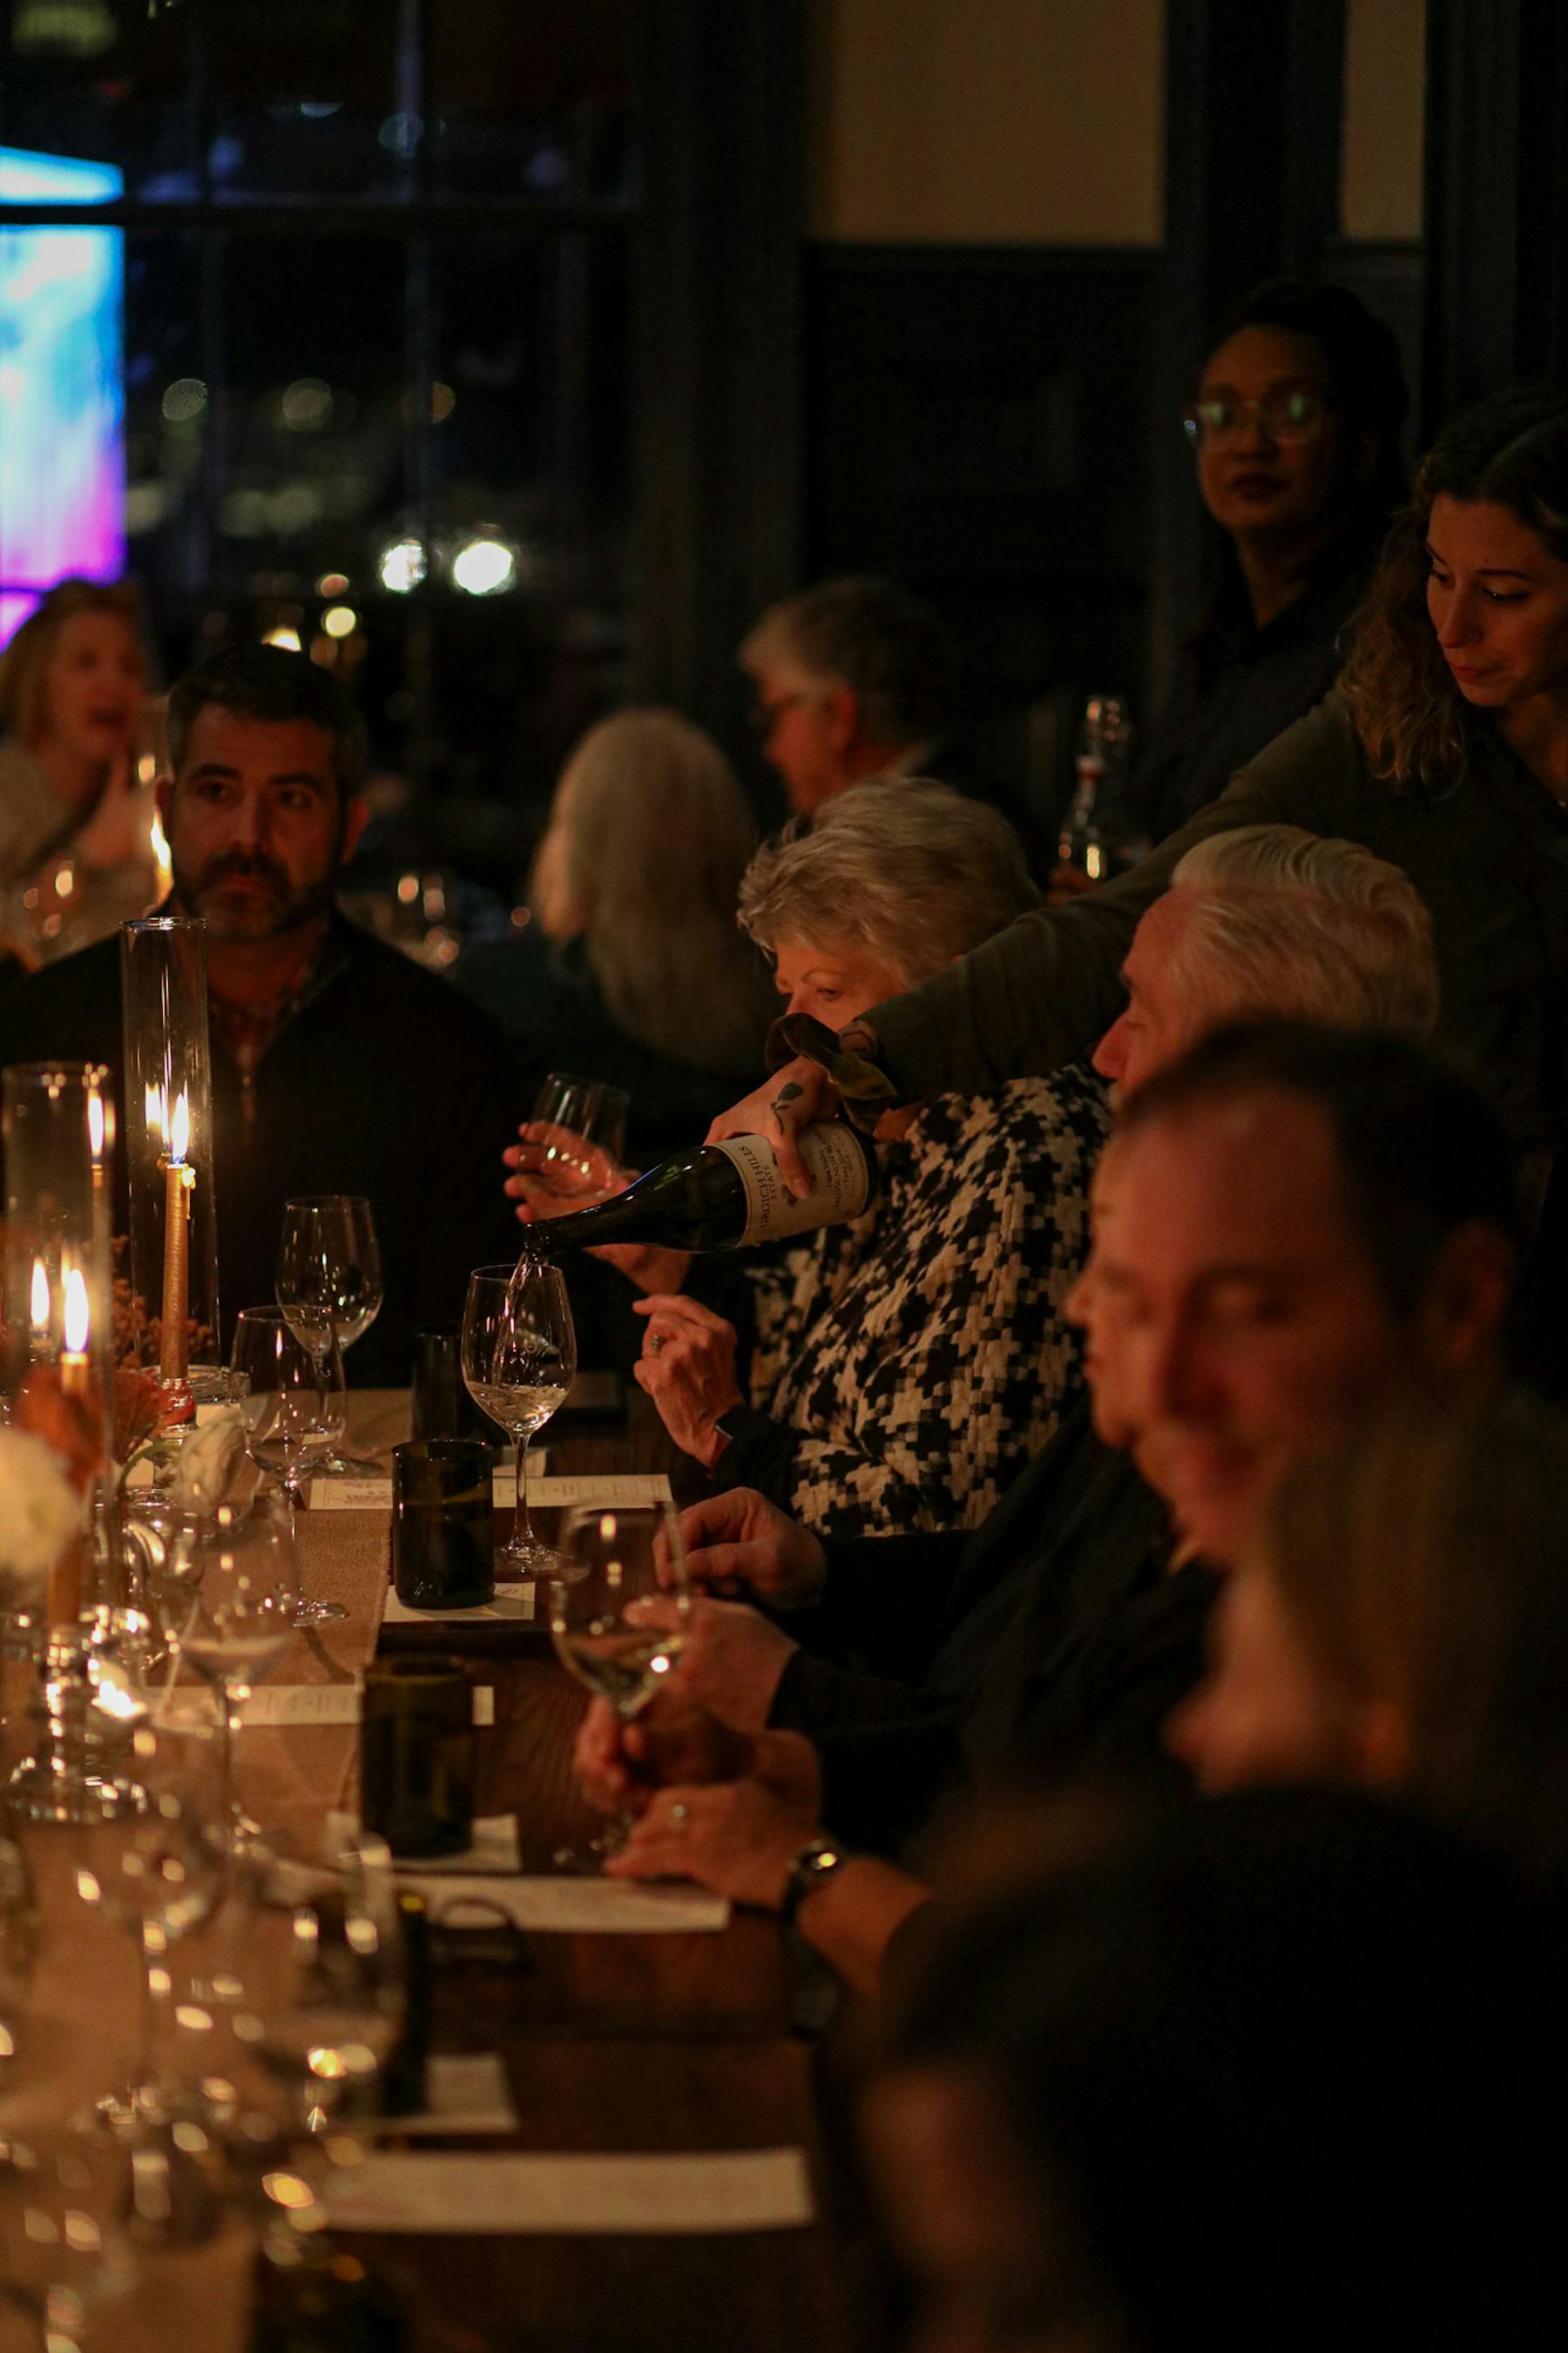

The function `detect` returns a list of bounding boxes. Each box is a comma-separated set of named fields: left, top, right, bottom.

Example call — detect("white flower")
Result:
left=0, top=1430, right=86, bottom=1593
left=168, top=1408, right=247, bottom=1513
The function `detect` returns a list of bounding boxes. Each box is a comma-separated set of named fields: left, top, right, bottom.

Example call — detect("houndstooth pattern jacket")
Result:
left=720, top=1070, right=1109, bottom=1539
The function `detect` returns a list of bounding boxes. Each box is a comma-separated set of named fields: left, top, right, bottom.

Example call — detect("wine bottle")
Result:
left=523, top=1119, right=879, bottom=1256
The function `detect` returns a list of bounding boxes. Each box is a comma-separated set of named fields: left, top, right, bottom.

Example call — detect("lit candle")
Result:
left=60, top=1266, right=91, bottom=1399
left=159, top=1089, right=194, bottom=1383
left=29, top=1258, right=50, bottom=1351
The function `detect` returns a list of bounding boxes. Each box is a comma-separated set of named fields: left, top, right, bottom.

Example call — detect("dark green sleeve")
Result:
left=868, top=699, right=1361, bottom=1099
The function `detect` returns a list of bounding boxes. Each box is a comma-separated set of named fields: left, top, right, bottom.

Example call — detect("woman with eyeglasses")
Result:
left=1132, top=276, right=1409, bottom=846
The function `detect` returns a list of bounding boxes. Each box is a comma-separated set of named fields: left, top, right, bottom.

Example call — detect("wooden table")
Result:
left=2, top=1391, right=867, bottom=2353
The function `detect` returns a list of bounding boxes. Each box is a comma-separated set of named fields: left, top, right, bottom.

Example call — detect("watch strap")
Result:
left=781, top=1835, right=851, bottom=1924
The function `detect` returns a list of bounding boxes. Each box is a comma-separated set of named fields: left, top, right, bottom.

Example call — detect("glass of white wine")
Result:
left=550, top=1503, right=691, bottom=1856
left=461, top=1261, right=576, bottom=1577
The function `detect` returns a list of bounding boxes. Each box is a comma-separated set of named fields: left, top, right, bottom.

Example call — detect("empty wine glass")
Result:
left=68, top=1726, right=227, bottom=2129
left=529, top=1073, right=630, bottom=1199
left=276, top=1197, right=384, bottom=1472
left=551, top=1504, right=691, bottom=1858
left=461, top=1261, right=576, bottom=1579
left=0, top=2126, right=133, bottom=2353
left=231, top=1308, right=347, bottom=1621
left=166, top=1504, right=298, bottom=1857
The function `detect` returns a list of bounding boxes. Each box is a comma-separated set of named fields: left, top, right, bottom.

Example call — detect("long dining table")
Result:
left=0, top=1391, right=869, bottom=2353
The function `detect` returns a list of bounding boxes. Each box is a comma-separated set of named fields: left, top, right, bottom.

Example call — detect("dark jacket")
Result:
left=0, top=912, right=523, bottom=1383
left=768, top=1403, right=1218, bottom=1858
left=868, top=693, right=1568, bottom=1158
left=1132, top=528, right=1377, bottom=844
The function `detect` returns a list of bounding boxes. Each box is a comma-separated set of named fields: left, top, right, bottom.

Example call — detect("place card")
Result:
left=383, top=2052, right=519, bottom=2139
left=525, top=1474, right=673, bottom=1506
left=328, top=1810, right=521, bottom=1874
left=402, top=1873, right=730, bottom=1935
left=153, top=1684, right=497, bottom=1728
left=382, top=1582, right=537, bottom=1626
left=308, top=1456, right=548, bottom=1511
left=327, top=2147, right=814, bottom=2235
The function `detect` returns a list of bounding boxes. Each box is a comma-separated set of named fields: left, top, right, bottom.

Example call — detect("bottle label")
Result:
left=711, top=1125, right=874, bottom=1245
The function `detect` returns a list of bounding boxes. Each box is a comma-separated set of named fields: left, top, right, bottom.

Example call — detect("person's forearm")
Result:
left=794, top=1856, right=933, bottom=1997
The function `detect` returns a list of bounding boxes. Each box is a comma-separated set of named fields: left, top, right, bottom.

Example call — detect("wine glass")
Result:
left=529, top=1073, right=630, bottom=1199
left=166, top=1504, right=298, bottom=1858
left=275, top=1196, right=384, bottom=1472
left=0, top=2126, right=134, bottom=2353
left=206, top=1831, right=405, bottom=2253
left=231, top=1308, right=347, bottom=1621
left=68, top=1726, right=227, bottom=2130
left=550, top=1504, right=691, bottom=1856
left=461, top=1261, right=576, bottom=1578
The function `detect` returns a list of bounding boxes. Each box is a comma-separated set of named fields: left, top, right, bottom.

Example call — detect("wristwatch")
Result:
left=711, top=1403, right=753, bottom=1457
left=781, top=1836, right=852, bottom=1924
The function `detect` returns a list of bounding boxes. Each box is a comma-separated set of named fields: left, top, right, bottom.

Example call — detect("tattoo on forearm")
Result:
left=771, top=1082, right=805, bottom=1113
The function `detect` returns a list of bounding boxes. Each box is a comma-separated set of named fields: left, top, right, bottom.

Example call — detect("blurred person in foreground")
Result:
left=0, top=643, right=519, bottom=1380
left=1132, top=275, right=1408, bottom=845
left=864, top=1788, right=1565, bottom=2353
left=455, top=707, right=771, bottom=1166
left=511, top=781, right=1107, bottom=1538
left=0, top=578, right=162, bottom=957
left=571, top=1024, right=1516, bottom=1992
left=740, top=575, right=958, bottom=818
left=732, top=389, right=1568, bottom=1229
left=1171, top=1389, right=1568, bottom=1888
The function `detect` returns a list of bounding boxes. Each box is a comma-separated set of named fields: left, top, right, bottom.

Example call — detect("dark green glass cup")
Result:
left=360, top=1657, right=475, bottom=1860
left=392, top=1437, right=494, bottom=1610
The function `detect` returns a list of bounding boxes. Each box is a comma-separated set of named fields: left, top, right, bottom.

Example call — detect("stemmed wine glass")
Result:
left=461, top=1261, right=576, bottom=1578
left=231, top=1307, right=347, bottom=1622
left=276, top=1196, right=383, bottom=1473
left=550, top=1503, right=691, bottom=1858
left=68, top=1725, right=228, bottom=2130
left=166, top=1504, right=298, bottom=1857
left=528, top=1073, right=630, bottom=1198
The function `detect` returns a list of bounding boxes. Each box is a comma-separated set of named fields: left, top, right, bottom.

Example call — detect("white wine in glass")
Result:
left=551, top=1504, right=691, bottom=1857
left=461, top=1261, right=575, bottom=1576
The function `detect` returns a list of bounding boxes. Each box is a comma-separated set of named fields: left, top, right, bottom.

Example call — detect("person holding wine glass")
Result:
left=460, top=1261, right=576, bottom=1579
left=231, top=1306, right=346, bottom=1619
left=510, top=782, right=1107, bottom=1540
left=551, top=1504, right=692, bottom=1858
left=275, top=1193, right=383, bottom=1472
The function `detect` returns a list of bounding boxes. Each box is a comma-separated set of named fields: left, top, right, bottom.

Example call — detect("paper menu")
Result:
left=384, top=2052, right=519, bottom=2139
left=308, top=1456, right=548, bottom=1511
left=152, top=1683, right=497, bottom=1728
left=400, top=1873, right=730, bottom=1935
left=327, top=2147, right=814, bottom=2235
left=382, top=1582, right=537, bottom=1626
left=308, top=1468, right=669, bottom=1511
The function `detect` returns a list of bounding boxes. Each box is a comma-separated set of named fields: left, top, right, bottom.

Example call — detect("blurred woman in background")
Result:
left=0, top=577, right=160, bottom=963
left=1132, top=275, right=1408, bottom=845
left=457, top=706, right=770, bottom=1164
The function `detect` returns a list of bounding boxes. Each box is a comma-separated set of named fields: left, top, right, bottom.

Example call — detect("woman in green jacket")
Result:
left=730, top=388, right=1568, bottom=1185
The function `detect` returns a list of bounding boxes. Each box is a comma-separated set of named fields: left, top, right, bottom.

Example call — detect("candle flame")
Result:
left=87, top=1092, right=105, bottom=1156
left=63, top=1268, right=90, bottom=1354
left=29, top=1260, right=49, bottom=1333
left=170, top=1091, right=190, bottom=1164
left=145, top=1081, right=166, bottom=1144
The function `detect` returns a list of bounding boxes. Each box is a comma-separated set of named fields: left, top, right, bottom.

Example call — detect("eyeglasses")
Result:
left=1182, top=389, right=1330, bottom=446
left=750, top=691, right=817, bottom=735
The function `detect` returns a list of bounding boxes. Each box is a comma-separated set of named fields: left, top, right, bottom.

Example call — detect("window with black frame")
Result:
left=0, top=0, right=638, bottom=909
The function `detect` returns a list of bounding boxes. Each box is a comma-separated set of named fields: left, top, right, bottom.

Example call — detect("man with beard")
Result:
left=0, top=645, right=519, bottom=1381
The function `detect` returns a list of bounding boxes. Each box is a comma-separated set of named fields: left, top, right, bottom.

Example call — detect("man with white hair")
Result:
left=740, top=574, right=956, bottom=815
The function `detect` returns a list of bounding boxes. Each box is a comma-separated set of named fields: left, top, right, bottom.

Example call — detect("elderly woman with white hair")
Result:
left=511, top=779, right=1108, bottom=1538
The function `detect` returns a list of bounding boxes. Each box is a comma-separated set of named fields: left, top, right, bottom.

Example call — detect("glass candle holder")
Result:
left=120, top=917, right=222, bottom=1410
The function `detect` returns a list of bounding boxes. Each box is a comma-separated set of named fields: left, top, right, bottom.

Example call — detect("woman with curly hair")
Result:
left=733, top=388, right=1568, bottom=1222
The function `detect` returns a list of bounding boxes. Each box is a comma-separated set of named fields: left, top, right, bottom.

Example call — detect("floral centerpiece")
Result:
left=0, top=1430, right=87, bottom=1614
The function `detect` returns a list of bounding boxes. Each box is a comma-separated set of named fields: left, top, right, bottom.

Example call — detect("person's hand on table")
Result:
left=606, top=1774, right=823, bottom=1910
left=572, top=1690, right=758, bottom=1818
left=632, top=1295, right=743, bottom=1465
left=677, top=1488, right=828, bottom=1609
left=626, top=1589, right=798, bottom=1732
left=504, top=1124, right=692, bottom=1294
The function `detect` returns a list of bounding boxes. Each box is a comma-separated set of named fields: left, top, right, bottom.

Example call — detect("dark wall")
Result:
left=802, top=244, right=1159, bottom=850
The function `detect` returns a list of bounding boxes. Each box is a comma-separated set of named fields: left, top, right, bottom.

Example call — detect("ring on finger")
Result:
left=647, top=1332, right=666, bottom=1356
left=669, top=1801, right=690, bottom=1831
